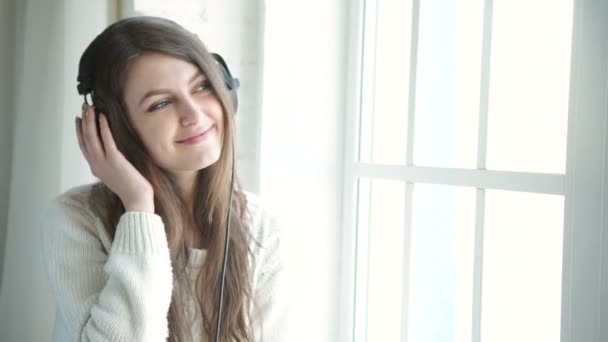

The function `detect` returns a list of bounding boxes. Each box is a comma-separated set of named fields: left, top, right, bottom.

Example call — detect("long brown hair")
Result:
left=83, top=16, right=260, bottom=341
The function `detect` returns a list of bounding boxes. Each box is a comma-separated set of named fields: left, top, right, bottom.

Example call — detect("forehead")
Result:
left=123, top=53, right=203, bottom=96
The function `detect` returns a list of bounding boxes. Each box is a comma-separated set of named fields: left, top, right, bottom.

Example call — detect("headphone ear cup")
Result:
left=211, top=53, right=239, bottom=115
left=228, top=88, right=238, bottom=115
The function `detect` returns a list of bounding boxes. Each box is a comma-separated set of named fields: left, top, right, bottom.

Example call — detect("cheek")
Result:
left=135, top=122, right=173, bottom=155
left=208, top=95, right=225, bottom=123
left=213, top=103, right=226, bottom=130
left=215, top=111, right=226, bottom=142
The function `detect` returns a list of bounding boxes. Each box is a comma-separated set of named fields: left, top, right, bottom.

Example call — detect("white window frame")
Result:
left=337, top=0, right=608, bottom=341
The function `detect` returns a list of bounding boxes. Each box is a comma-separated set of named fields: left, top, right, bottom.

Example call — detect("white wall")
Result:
left=260, top=0, right=348, bottom=340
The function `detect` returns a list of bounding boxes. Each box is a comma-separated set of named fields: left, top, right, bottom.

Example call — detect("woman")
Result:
left=41, top=16, right=286, bottom=341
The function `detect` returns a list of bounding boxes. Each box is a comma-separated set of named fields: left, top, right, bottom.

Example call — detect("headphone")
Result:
left=76, top=31, right=239, bottom=342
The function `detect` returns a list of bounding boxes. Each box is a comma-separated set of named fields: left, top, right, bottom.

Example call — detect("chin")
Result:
left=160, top=148, right=222, bottom=172
left=197, top=159, right=220, bottom=170
left=188, top=152, right=222, bottom=171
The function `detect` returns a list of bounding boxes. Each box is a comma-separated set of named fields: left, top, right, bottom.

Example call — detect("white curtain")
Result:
left=0, top=0, right=109, bottom=340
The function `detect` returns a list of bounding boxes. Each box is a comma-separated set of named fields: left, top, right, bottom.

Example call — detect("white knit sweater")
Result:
left=40, top=183, right=287, bottom=341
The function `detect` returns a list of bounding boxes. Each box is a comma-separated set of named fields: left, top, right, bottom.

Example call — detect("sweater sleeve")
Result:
left=40, top=197, right=173, bottom=342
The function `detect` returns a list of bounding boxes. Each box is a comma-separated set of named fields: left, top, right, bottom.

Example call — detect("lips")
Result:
left=176, top=126, right=213, bottom=143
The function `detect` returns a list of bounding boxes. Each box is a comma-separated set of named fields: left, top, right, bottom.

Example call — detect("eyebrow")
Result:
left=138, top=71, right=204, bottom=106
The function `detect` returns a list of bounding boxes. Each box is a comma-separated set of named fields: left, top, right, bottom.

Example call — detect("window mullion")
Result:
left=472, top=0, right=494, bottom=341
left=401, top=0, right=420, bottom=340
left=406, top=0, right=420, bottom=167
left=354, top=164, right=565, bottom=195
left=358, top=0, right=379, bottom=163
left=476, top=0, right=493, bottom=171
left=400, top=182, right=415, bottom=342
left=353, top=0, right=379, bottom=340
left=472, top=188, right=486, bottom=342
left=339, top=0, right=367, bottom=339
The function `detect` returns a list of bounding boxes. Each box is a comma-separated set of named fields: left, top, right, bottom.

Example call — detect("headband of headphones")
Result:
left=76, top=33, right=240, bottom=112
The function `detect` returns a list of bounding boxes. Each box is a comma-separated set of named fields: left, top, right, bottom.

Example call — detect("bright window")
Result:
left=347, top=0, right=574, bottom=341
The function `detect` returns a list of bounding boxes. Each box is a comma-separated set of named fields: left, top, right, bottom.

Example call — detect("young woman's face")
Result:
left=123, top=53, right=224, bottom=174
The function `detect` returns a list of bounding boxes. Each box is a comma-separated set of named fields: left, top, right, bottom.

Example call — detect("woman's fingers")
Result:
left=75, top=104, right=154, bottom=208
left=75, top=117, right=88, bottom=158
left=82, top=105, right=106, bottom=158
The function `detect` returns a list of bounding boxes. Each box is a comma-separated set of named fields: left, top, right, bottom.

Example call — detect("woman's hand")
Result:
left=76, top=104, right=155, bottom=213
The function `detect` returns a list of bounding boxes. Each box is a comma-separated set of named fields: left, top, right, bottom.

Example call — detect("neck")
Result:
left=171, top=171, right=207, bottom=248
left=171, top=171, right=198, bottom=209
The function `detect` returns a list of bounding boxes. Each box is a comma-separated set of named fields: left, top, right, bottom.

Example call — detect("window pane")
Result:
left=482, top=190, right=564, bottom=342
left=408, top=184, right=476, bottom=342
left=413, top=0, right=484, bottom=169
left=486, top=0, right=573, bottom=173
left=355, top=179, right=406, bottom=341
left=359, top=0, right=412, bottom=165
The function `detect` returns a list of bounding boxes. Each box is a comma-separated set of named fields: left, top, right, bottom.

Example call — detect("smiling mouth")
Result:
left=176, top=126, right=214, bottom=144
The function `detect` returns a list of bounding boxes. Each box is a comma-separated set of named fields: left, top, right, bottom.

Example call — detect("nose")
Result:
left=178, top=95, right=206, bottom=126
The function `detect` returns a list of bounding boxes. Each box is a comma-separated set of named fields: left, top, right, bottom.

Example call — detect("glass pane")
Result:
left=482, top=190, right=564, bottom=342
left=359, top=0, right=412, bottom=165
left=413, top=0, right=484, bottom=169
left=356, top=179, right=406, bottom=341
left=408, top=184, right=476, bottom=342
left=486, top=0, right=573, bottom=173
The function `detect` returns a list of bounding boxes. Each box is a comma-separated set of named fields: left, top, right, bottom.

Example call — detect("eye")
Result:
left=148, top=100, right=170, bottom=112
left=194, top=80, right=212, bottom=93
